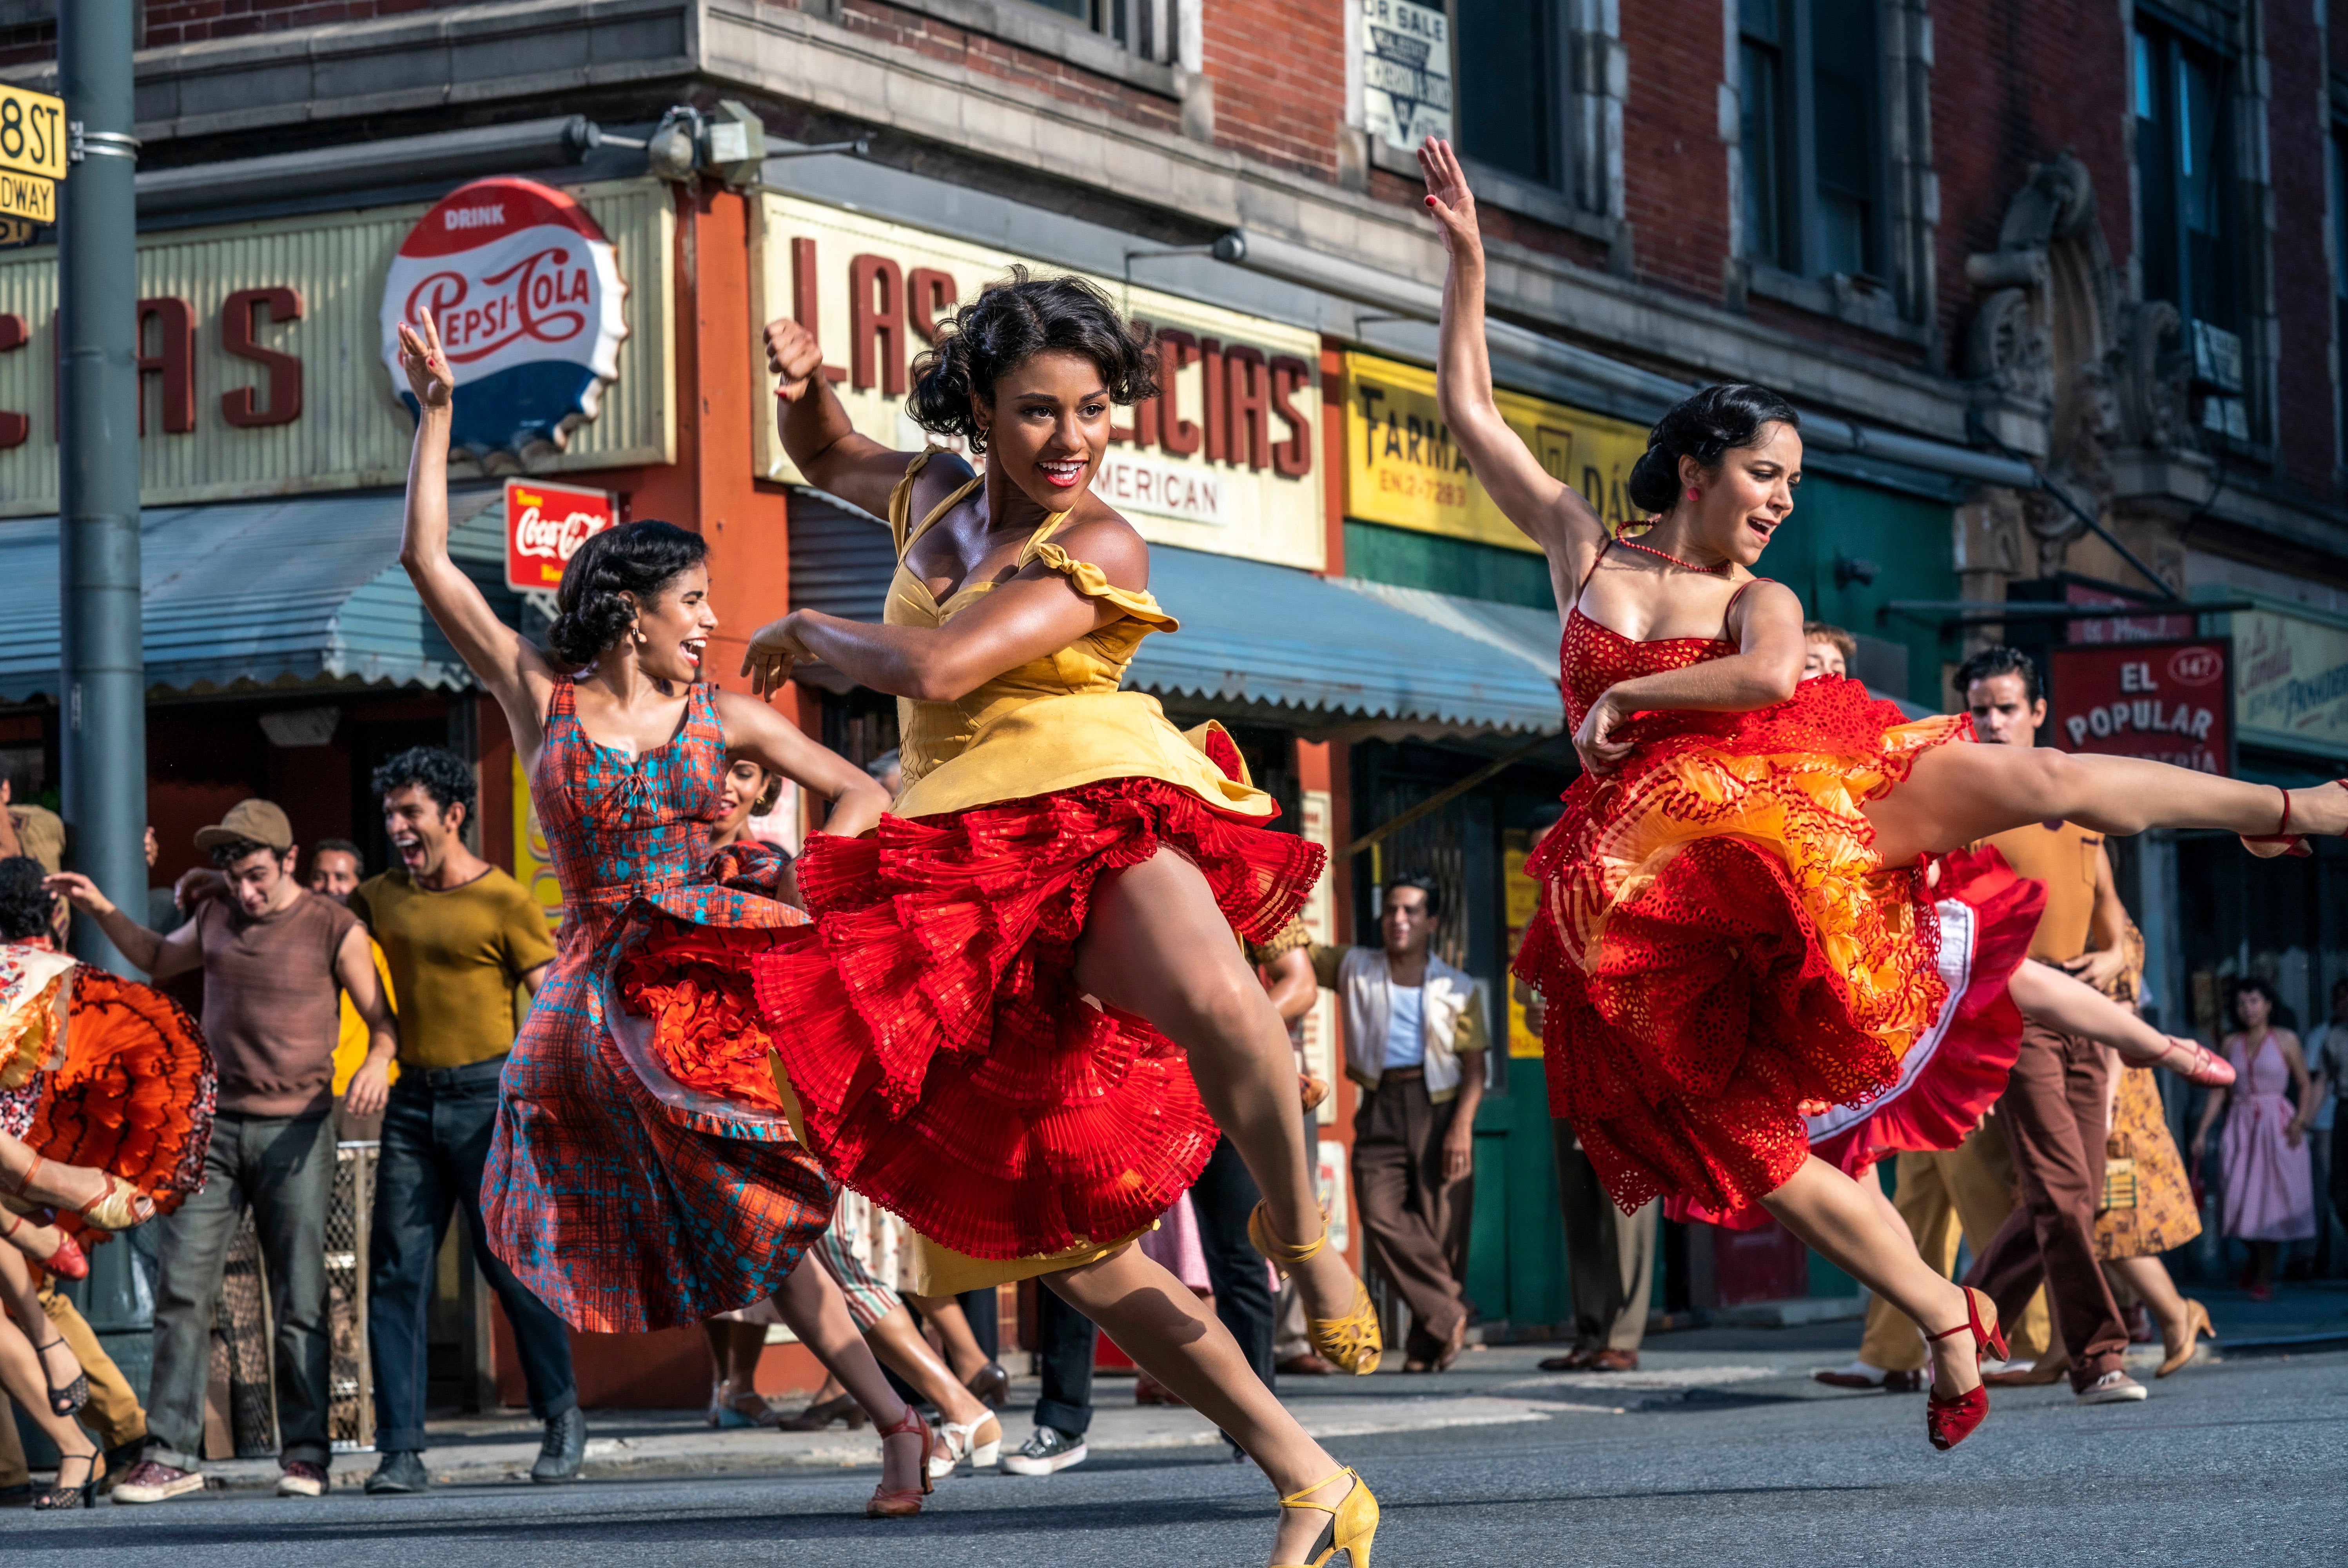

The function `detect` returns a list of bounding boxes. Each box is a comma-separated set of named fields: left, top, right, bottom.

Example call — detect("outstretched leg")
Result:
left=1760, top=1156, right=1985, bottom=1404
left=1072, top=849, right=1361, bottom=1337
left=1865, top=743, right=2348, bottom=868
left=1046, top=1246, right=1357, bottom=1568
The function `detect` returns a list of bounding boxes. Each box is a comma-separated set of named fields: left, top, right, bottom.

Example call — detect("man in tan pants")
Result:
left=0, top=1285, right=147, bottom=1503
left=1815, top=1122, right=2050, bottom=1390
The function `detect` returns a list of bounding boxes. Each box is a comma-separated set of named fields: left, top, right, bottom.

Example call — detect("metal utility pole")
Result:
left=57, top=0, right=143, bottom=975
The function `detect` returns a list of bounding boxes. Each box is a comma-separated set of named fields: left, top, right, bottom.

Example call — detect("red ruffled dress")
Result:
left=623, top=455, right=1321, bottom=1284
left=1515, top=589, right=1977, bottom=1220
left=0, top=943, right=216, bottom=1249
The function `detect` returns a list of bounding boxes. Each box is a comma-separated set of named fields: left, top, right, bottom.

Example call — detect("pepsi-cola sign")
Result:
left=381, top=176, right=627, bottom=459
left=505, top=478, right=617, bottom=593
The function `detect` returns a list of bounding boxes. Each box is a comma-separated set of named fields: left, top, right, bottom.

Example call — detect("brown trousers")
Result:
left=1352, top=1071, right=1471, bottom=1359
left=1963, top=1022, right=2128, bottom=1391
left=1552, top=1120, right=1655, bottom=1353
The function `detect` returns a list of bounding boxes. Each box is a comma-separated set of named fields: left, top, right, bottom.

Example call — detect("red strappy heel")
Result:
left=865, top=1401, right=936, bottom=1518
left=1923, top=1286, right=2006, bottom=1452
left=1, top=1206, right=87, bottom=1281
left=2241, top=780, right=2348, bottom=859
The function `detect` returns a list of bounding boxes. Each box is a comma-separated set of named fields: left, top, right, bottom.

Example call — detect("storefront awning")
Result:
left=0, top=492, right=509, bottom=702
left=1129, top=548, right=1563, bottom=735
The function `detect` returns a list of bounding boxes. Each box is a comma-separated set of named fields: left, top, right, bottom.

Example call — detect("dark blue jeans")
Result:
left=369, top=1056, right=577, bottom=1452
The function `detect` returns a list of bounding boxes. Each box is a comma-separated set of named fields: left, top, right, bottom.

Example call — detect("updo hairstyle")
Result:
left=1624, top=383, right=1802, bottom=516
left=546, top=519, right=709, bottom=668
left=907, top=267, right=1159, bottom=454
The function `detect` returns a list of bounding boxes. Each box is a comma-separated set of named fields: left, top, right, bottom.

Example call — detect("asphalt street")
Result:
left=10, top=1331, right=2343, bottom=1567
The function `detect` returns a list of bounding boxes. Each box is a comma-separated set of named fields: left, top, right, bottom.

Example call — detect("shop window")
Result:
left=1738, top=0, right=1887, bottom=282
left=2134, top=16, right=2244, bottom=438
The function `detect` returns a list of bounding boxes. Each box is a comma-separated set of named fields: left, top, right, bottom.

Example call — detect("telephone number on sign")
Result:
left=1373, top=469, right=1469, bottom=509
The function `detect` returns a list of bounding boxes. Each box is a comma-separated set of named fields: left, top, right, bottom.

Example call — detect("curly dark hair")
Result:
left=1625, top=383, right=1802, bottom=516
left=0, top=856, right=53, bottom=942
left=1955, top=645, right=2044, bottom=708
left=372, top=745, right=477, bottom=822
left=546, top=520, right=709, bottom=669
left=906, top=268, right=1158, bottom=454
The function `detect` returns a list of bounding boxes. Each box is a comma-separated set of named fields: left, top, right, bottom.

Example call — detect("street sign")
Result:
left=504, top=478, right=617, bottom=592
left=0, top=216, right=41, bottom=249
left=2050, top=638, right=2233, bottom=775
left=0, top=171, right=54, bottom=225
left=0, top=84, right=66, bottom=181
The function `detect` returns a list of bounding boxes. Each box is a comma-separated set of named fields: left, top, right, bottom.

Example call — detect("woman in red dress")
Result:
left=1417, top=137, right=2344, bottom=1450
left=628, top=272, right=1377, bottom=1567
left=391, top=310, right=947, bottom=1516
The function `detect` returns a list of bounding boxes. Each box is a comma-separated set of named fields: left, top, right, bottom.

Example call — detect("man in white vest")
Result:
left=1310, top=874, right=1488, bottom=1372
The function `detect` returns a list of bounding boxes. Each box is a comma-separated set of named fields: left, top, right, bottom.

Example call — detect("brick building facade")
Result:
left=3, top=0, right=2344, bottom=1377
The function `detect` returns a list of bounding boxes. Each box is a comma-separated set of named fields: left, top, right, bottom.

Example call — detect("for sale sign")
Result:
left=2050, top=638, right=2232, bottom=775
left=504, top=479, right=616, bottom=593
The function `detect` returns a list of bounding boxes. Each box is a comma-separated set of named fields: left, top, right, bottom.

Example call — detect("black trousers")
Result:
left=1189, top=1134, right=1277, bottom=1391
left=1032, top=1283, right=1097, bottom=1437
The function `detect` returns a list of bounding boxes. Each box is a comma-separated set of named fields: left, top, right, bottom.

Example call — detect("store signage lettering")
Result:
left=757, top=193, right=1327, bottom=571
left=1341, top=351, right=1651, bottom=554
left=2234, top=605, right=2348, bottom=756
left=505, top=478, right=617, bottom=592
left=0, top=181, right=673, bottom=516
left=380, top=177, right=628, bottom=460
left=1360, top=0, right=1452, bottom=152
left=2050, top=640, right=2230, bottom=775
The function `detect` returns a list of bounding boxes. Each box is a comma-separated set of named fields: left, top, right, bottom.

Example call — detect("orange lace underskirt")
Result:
left=620, top=778, right=1324, bottom=1261
left=35, top=970, right=217, bottom=1244
left=1516, top=680, right=1972, bottom=1217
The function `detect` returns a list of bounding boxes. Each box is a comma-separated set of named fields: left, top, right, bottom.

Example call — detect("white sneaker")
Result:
left=999, top=1426, right=1087, bottom=1475
left=2075, top=1370, right=2148, bottom=1405
left=276, top=1460, right=330, bottom=1497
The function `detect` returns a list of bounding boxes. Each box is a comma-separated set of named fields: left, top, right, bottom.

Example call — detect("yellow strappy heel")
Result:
left=1248, top=1200, right=1381, bottom=1375
left=1272, top=1466, right=1378, bottom=1568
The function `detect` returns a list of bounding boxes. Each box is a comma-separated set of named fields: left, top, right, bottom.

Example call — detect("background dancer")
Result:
left=2194, top=980, right=2316, bottom=1300
left=393, top=308, right=937, bottom=1517
left=628, top=273, right=1380, bottom=1568
left=1418, top=134, right=2348, bottom=1453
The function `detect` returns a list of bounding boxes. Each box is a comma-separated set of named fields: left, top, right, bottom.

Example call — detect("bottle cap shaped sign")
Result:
left=381, top=176, right=628, bottom=459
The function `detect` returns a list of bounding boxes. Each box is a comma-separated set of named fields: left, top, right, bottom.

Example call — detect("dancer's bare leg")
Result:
left=2107, top=1255, right=2192, bottom=1352
left=768, top=1250, right=923, bottom=1495
left=1866, top=744, right=2348, bottom=868
left=0, top=1304, right=96, bottom=1477
left=906, top=1292, right=988, bottom=1381
left=865, top=1304, right=995, bottom=1441
left=1047, top=1246, right=1353, bottom=1566
left=1073, top=849, right=1357, bottom=1326
left=1760, top=1157, right=1984, bottom=1401
left=0, top=1246, right=77, bottom=1402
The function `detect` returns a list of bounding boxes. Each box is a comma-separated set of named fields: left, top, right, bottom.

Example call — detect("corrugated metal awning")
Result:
left=0, top=491, right=510, bottom=701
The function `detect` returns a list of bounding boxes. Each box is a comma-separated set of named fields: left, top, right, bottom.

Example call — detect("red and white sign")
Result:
left=504, top=478, right=617, bottom=592
left=2051, top=639, right=2232, bottom=775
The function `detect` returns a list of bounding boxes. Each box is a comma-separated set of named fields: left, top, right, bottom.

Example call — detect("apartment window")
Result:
left=1455, top=0, right=1560, bottom=188
left=2333, top=122, right=2348, bottom=458
left=1739, top=0, right=1886, bottom=281
left=2134, top=20, right=2232, bottom=332
left=1006, top=0, right=1178, bottom=63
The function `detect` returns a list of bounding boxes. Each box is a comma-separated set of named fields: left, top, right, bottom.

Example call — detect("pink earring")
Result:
left=1685, top=487, right=1700, bottom=501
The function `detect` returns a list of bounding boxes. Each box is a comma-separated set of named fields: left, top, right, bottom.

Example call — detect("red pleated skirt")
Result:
left=621, top=778, right=1323, bottom=1261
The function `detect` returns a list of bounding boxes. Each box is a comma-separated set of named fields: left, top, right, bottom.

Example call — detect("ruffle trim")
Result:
left=1025, top=540, right=1179, bottom=630
left=34, top=969, right=217, bottom=1243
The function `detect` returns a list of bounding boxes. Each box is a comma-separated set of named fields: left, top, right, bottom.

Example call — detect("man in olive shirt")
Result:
left=349, top=747, right=576, bottom=1495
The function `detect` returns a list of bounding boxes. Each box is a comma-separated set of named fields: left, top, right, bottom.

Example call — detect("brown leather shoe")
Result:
left=1433, top=1314, right=1469, bottom=1372
left=1538, top=1348, right=1598, bottom=1372
left=1277, top=1353, right=1339, bottom=1376
left=1584, top=1348, right=1639, bottom=1372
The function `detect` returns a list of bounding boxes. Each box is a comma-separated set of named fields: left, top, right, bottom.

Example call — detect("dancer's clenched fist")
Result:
left=764, top=318, right=824, bottom=403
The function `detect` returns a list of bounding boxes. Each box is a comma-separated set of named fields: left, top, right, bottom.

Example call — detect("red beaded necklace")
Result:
left=1616, top=534, right=1733, bottom=576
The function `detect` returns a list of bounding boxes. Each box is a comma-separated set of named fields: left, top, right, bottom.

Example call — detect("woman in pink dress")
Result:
left=2192, top=979, right=2316, bottom=1300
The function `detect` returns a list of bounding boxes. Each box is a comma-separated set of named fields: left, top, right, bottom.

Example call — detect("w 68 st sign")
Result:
left=505, top=479, right=617, bottom=592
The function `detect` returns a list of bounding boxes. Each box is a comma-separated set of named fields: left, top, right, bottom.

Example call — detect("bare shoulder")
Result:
left=1043, top=510, right=1149, bottom=593
left=1731, top=576, right=1805, bottom=628
left=907, top=448, right=979, bottom=515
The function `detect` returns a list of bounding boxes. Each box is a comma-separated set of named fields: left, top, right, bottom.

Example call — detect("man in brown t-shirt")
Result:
left=53, top=798, right=394, bottom=1502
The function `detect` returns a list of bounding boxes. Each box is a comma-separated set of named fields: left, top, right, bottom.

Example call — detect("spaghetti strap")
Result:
left=887, top=450, right=982, bottom=559
left=1576, top=539, right=1615, bottom=599
left=1721, top=575, right=1773, bottom=639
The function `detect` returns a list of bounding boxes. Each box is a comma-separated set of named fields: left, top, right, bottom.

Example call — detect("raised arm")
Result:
left=395, top=308, right=556, bottom=759
left=765, top=318, right=923, bottom=519
left=713, top=691, right=894, bottom=840
left=742, top=517, right=1138, bottom=705
left=1419, top=138, right=1608, bottom=587
left=45, top=873, right=200, bottom=980
left=1570, top=579, right=1808, bottom=774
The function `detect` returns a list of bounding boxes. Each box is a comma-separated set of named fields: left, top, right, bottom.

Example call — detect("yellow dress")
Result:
left=634, top=452, right=1325, bottom=1283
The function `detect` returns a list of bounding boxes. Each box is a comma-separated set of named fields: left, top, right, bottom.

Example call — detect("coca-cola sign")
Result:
left=505, top=478, right=617, bottom=593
